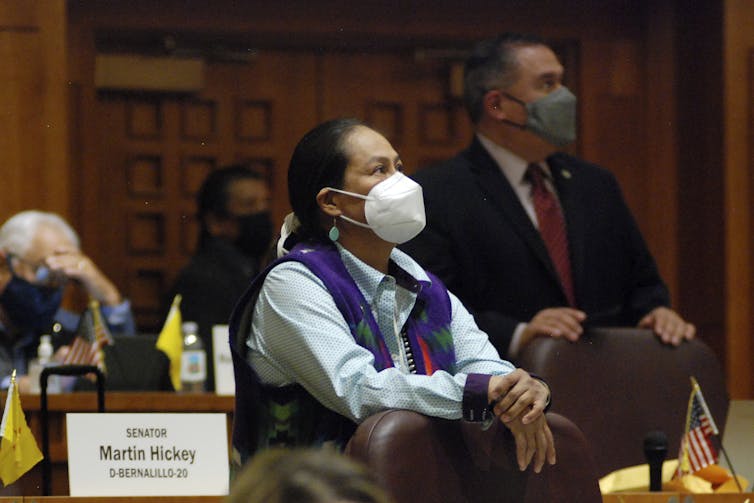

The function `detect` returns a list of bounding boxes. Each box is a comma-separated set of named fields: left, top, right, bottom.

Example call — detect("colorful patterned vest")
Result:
left=229, top=242, right=455, bottom=468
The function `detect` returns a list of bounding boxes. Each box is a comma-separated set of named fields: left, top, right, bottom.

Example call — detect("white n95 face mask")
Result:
left=326, top=172, right=426, bottom=244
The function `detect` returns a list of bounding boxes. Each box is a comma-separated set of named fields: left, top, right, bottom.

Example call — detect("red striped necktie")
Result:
left=527, top=163, right=575, bottom=306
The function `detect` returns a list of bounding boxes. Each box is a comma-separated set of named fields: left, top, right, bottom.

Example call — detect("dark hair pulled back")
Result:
left=287, top=118, right=366, bottom=243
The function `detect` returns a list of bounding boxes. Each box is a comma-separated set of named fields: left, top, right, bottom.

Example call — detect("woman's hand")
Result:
left=487, top=368, right=550, bottom=424
left=506, top=414, right=556, bottom=472
left=486, top=368, right=556, bottom=472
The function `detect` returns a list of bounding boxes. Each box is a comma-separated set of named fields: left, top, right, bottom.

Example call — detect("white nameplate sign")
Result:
left=212, top=324, right=235, bottom=395
left=67, top=413, right=229, bottom=496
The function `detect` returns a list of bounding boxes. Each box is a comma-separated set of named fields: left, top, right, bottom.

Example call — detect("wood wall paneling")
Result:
left=0, top=30, right=42, bottom=215
left=38, top=0, right=69, bottom=215
left=66, top=0, right=645, bottom=43
left=86, top=52, right=317, bottom=329
left=89, top=49, right=476, bottom=331
left=748, top=48, right=754, bottom=397
left=675, top=0, right=726, bottom=378
left=578, top=39, right=647, bottom=232
left=723, top=0, right=754, bottom=398
left=320, top=51, right=472, bottom=174
left=0, top=0, right=69, bottom=221
left=644, top=0, right=680, bottom=307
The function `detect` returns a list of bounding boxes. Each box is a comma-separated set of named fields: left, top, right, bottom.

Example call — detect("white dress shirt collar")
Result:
left=476, top=133, right=554, bottom=184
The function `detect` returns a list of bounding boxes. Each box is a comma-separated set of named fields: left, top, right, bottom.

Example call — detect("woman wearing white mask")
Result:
left=229, top=119, right=555, bottom=474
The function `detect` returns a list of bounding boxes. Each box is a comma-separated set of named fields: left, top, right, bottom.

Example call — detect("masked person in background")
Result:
left=0, top=210, right=135, bottom=390
left=229, top=118, right=555, bottom=473
left=167, top=164, right=272, bottom=391
left=401, top=33, right=695, bottom=361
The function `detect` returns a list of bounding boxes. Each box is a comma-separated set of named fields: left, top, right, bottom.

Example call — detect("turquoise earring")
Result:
left=328, top=218, right=340, bottom=242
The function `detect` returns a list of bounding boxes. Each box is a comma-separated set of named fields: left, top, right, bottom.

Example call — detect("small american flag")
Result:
left=677, top=379, right=719, bottom=474
left=62, top=299, right=113, bottom=371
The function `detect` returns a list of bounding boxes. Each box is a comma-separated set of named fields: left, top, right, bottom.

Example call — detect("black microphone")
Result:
left=644, top=430, right=668, bottom=492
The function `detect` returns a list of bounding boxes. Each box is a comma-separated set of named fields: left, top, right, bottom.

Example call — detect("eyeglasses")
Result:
left=7, top=254, right=67, bottom=288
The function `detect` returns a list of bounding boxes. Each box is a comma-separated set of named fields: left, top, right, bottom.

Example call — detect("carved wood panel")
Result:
left=92, top=49, right=478, bottom=331
left=319, top=51, right=473, bottom=173
left=0, top=2, right=69, bottom=220
left=94, top=52, right=316, bottom=330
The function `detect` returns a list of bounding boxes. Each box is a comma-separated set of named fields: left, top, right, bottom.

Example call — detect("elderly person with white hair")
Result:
left=0, top=210, right=134, bottom=390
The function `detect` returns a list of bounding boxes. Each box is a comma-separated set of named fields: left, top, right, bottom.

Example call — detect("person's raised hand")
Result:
left=46, top=248, right=123, bottom=306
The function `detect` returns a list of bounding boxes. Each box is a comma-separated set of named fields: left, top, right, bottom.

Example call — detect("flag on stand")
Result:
left=156, top=294, right=183, bottom=391
left=677, top=377, right=719, bottom=475
left=0, top=370, right=43, bottom=486
left=63, top=299, right=114, bottom=372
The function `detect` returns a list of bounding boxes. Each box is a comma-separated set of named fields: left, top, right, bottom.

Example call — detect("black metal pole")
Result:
left=39, top=365, right=105, bottom=495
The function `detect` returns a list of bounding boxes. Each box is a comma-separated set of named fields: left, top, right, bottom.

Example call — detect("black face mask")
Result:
left=233, top=211, right=273, bottom=258
left=0, top=274, right=63, bottom=333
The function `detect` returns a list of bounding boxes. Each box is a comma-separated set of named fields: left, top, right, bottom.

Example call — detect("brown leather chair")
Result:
left=516, top=327, right=729, bottom=478
left=345, top=410, right=602, bottom=503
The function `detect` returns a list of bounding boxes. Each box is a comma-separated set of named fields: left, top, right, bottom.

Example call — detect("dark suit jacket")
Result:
left=166, top=237, right=259, bottom=390
left=401, top=137, right=670, bottom=357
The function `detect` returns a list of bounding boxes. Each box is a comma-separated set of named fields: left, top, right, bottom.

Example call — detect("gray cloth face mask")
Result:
left=501, top=86, right=577, bottom=147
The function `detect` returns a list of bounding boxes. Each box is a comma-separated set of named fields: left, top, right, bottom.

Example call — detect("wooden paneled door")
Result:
left=93, top=51, right=316, bottom=330
left=88, top=48, right=471, bottom=332
left=320, top=51, right=472, bottom=173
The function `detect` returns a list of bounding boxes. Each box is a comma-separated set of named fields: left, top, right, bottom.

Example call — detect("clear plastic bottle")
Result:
left=28, top=334, right=60, bottom=394
left=180, top=321, right=207, bottom=392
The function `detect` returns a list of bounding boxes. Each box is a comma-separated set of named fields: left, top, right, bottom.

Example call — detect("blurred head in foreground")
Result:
left=227, top=447, right=394, bottom=503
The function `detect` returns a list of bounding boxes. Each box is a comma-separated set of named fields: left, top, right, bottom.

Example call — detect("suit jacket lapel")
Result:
left=463, top=139, right=561, bottom=286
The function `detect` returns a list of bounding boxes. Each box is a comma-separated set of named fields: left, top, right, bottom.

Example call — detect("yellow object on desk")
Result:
left=600, top=460, right=750, bottom=494
left=600, top=460, right=680, bottom=493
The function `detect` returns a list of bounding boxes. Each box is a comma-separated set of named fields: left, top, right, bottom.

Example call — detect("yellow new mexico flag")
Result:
left=156, top=294, right=183, bottom=391
left=0, top=371, right=43, bottom=486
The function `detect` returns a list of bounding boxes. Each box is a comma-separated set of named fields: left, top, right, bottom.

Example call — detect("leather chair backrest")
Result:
left=74, top=335, right=174, bottom=391
left=516, top=327, right=729, bottom=477
left=345, top=410, right=602, bottom=503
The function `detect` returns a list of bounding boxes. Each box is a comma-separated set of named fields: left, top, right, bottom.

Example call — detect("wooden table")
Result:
left=7, top=392, right=234, bottom=496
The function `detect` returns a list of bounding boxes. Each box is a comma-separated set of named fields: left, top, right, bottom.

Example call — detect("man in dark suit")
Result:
left=167, top=164, right=272, bottom=390
left=401, top=33, right=695, bottom=359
